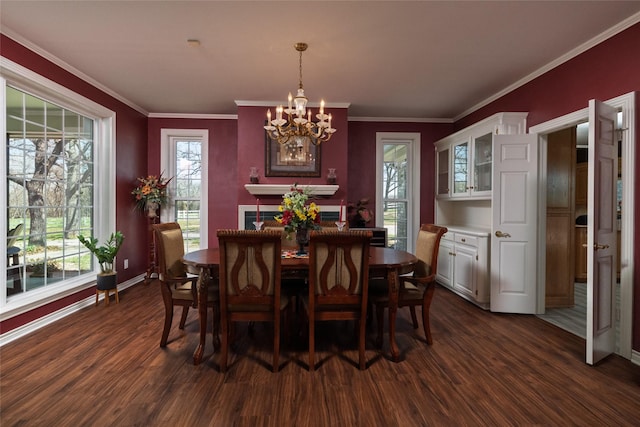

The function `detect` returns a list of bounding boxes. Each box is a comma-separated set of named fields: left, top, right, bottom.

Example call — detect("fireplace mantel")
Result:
left=244, top=184, right=339, bottom=196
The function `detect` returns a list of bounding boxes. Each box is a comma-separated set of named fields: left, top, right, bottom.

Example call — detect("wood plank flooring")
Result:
left=1, top=282, right=639, bottom=426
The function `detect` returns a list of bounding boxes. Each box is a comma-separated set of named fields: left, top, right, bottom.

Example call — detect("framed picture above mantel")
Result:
left=265, top=134, right=321, bottom=177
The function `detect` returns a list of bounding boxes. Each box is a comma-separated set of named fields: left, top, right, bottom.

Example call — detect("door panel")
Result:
left=586, top=99, right=617, bottom=365
left=491, top=134, right=538, bottom=313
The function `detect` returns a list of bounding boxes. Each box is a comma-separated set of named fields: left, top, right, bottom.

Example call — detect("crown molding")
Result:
left=454, top=11, right=640, bottom=122
left=148, top=112, right=237, bottom=120
left=1, top=27, right=149, bottom=117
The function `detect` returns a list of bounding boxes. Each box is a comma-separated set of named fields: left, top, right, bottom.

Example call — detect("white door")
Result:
left=586, top=100, right=618, bottom=365
left=490, top=134, right=539, bottom=313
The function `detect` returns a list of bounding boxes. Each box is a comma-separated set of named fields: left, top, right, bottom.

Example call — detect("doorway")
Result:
left=531, top=93, right=635, bottom=361
left=538, top=121, right=622, bottom=344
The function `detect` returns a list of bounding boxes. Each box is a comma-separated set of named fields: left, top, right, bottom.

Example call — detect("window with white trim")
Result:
left=161, top=129, right=208, bottom=251
left=2, top=60, right=116, bottom=312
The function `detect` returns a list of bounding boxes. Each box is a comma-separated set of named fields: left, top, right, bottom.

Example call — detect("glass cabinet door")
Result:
left=452, top=141, right=469, bottom=195
left=437, top=148, right=449, bottom=196
left=473, top=132, right=492, bottom=193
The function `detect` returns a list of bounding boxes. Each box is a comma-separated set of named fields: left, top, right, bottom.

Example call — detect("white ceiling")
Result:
left=2, top=1, right=640, bottom=120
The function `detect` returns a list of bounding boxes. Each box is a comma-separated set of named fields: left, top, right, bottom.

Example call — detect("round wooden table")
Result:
left=183, top=246, right=418, bottom=364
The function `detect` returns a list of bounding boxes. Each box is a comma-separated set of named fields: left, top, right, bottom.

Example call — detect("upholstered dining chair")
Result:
left=153, top=222, right=219, bottom=348
left=303, top=230, right=372, bottom=370
left=217, top=229, right=289, bottom=372
left=369, top=224, right=448, bottom=346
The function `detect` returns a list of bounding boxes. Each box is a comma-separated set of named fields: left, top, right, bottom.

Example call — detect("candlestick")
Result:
left=339, top=199, right=343, bottom=222
left=256, top=199, right=260, bottom=222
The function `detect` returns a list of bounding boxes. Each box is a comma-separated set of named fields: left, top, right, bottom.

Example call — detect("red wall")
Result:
left=2, top=21, right=639, bottom=351
left=453, top=23, right=640, bottom=351
left=236, top=105, right=350, bottom=208
left=347, top=121, right=453, bottom=225
left=147, top=117, right=238, bottom=247
left=1, top=34, right=149, bottom=333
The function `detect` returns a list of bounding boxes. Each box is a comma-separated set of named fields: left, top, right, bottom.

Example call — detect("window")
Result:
left=161, top=129, right=208, bottom=251
left=376, top=133, right=421, bottom=253
left=2, top=60, right=115, bottom=312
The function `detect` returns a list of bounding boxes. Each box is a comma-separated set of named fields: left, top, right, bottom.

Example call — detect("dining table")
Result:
left=183, top=246, right=418, bottom=365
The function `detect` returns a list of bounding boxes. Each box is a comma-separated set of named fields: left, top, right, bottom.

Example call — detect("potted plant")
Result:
left=78, top=231, right=125, bottom=290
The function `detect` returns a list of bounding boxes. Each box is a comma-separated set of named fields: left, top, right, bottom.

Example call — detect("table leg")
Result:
left=193, top=267, right=210, bottom=365
left=387, top=268, right=400, bottom=362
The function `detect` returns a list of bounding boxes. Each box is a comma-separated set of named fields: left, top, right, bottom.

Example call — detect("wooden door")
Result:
left=586, top=100, right=618, bottom=365
left=490, top=134, right=539, bottom=313
left=545, top=127, right=576, bottom=308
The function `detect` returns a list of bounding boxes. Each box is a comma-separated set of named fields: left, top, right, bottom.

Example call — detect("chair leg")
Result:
left=308, top=313, right=315, bottom=371
left=273, top=311, right=280, bottom=373
left=95, top=289, right=99, bottom=306
left=422, top=284, right=436, bottom=345
left=114, top=287, right=119, bottom=304
left=358, top=318, right=367, bottom=370
left=160, top=305, right=174, bottom=347
left=212, top=305, right=221, bottom=350
left=178, top=305, right=189, bottom=329
left=220, top=317, right=229, bottom=372
left=409, top=306, right=419, bottom=329
left=375, top=303, right=385, bottom=348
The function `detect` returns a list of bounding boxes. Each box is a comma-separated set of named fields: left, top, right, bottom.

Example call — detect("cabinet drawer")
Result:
left=454, top=233, right=477, bottom=247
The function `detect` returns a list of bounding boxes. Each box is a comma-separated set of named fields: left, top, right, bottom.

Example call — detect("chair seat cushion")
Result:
left=170, top=279, right=219, bottom=302
left=7, top=246, right=20, bottom=256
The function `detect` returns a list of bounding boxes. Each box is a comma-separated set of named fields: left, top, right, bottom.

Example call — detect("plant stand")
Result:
left=95, top=286, right=119, bottom=306
left=144, top=214, right=160, bottom=284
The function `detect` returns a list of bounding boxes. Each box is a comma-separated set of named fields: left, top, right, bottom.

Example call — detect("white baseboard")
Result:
left=0, top=275, right=144, bottom=347
left=632, top=350, right=640, bottom=367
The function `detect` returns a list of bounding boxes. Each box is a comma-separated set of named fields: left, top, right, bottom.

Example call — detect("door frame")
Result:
left=530, top=92, right=635, bottom=360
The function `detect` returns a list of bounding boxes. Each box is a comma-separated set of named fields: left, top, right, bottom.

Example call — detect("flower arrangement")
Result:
left=274, top=184, right=321, bottom=233
left=131, top=174, right=172, bottom=211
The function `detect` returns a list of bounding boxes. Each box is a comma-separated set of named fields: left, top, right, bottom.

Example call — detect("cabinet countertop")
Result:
left=437, top=224, right=491, bottom=237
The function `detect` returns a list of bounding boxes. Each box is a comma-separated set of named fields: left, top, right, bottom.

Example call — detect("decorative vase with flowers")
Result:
left=274, top=184, right=321, bottom=254
left=131, top=174, right=172, bottom=217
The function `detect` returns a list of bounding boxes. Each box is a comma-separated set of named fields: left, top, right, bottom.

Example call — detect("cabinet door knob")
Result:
left=495, top=230, right=511, bottom=238
left=461, top=238, right=466, bottom=242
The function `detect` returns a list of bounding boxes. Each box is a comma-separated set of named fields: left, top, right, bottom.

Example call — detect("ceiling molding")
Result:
left=348, top=116, right=453, bottom=123
left=148, top=112, right=237, bottom=120
left=1, top=27, right=149, bottom=117
left=235, top=100, right=351, bottom=109
left=454, top=11, right=640, bottom=122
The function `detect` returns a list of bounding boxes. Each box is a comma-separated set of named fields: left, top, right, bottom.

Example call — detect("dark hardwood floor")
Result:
left=1, top=281, right=639, bottom=426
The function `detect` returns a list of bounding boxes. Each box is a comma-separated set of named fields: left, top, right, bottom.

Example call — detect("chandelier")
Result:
left=264, top=42, right=336, bottom=146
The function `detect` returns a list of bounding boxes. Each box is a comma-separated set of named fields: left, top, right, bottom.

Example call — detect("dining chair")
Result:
left=303, top=230, right=372, bottom=370
left=153, top=222, right=219, bottom=348
left=217, top=229, right=289, bottom=372
left=369, top=224, right=448, bottom=346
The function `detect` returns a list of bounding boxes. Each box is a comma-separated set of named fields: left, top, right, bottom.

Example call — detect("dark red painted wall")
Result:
left=147, top=117, right=238, bottom=247
left=1, top=34, right=148, bottom=333
left=454, top=23, right=640, bottom=351
left=2, top=20, right=639, bottom=352
left=347, top=121, right=453, bottom=225
left=236, top=105, right=350, bottom=208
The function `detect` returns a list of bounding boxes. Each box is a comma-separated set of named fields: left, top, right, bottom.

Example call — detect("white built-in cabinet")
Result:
left=436, top=227, right=490, bottom=309
left=434, top=112, right=528, bottom=309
